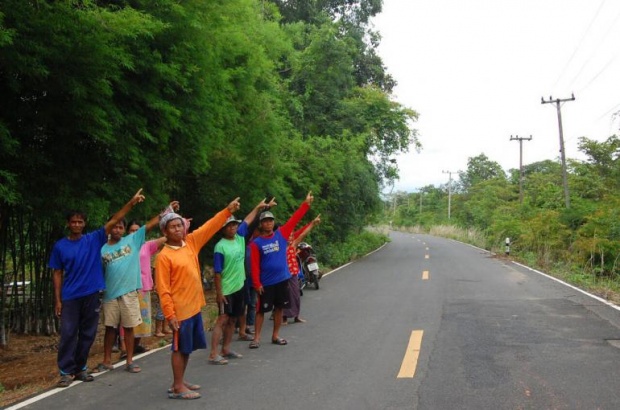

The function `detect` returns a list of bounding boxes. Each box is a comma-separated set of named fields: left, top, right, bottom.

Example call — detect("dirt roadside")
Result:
left=0, top=292, right=219, bottom=408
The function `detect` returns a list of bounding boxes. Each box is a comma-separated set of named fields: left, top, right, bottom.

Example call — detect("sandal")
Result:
left=125, top=363, right=142, bottom=373
left=272, top=337, right=288, bottom=345
left=222, top=350, right=243, bottom=359
left=168, top=390, right=201, bottom=400
left=249, top=340, right=260, bottom=349
left=92, top=363, right=114, bottom=373
left=238, top=334, right=254, bottom=341
left=119, top=351, right=127, bottom=360
left=208, top=355, right=228, bottom=365
left=56, top=374, right=74, bottom=388
left=74, top=371, right=94, bottom=382
left=167, top=382, right=201, bottom=393
left=134, top=345, right=150, bottom=354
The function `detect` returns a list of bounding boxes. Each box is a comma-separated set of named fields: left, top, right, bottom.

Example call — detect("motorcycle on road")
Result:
left=297, top=242, right=321, bottom=290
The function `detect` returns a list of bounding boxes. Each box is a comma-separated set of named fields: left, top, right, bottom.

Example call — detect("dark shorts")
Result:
left=218, top=288, right=245, bottom=317
left=171, top=312, right=206, bottom=355
left=257, top=280, right=290, bottom=313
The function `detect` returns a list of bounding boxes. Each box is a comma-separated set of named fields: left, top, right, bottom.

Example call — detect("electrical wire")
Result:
left=551, top=0, right=606, bottom=91
left=569, top=5, right=620, bottom=91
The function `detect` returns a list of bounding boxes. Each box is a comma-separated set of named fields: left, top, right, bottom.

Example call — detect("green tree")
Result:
left=455, top=178, right=516, bottom=230
left=458, top=153, right=506, bottom=192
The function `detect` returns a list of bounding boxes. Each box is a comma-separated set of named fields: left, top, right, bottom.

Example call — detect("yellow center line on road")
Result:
left=397, top=330, right=424, bottom=378
left=422, top=271, right=429, bottom=280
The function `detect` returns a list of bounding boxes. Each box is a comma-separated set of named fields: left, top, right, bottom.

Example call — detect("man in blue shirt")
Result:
left=249, top=192, right=314, bottom=348
left=49, top=189, right=146, bottom=388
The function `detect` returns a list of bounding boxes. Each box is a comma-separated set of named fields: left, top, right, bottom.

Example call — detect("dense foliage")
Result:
left=0, top=0, right=418, bottom=342
left=387, top=136, right=620, bottom=283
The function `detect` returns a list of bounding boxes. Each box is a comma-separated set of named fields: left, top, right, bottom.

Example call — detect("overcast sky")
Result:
left=372, top=0, right=620, bottom=192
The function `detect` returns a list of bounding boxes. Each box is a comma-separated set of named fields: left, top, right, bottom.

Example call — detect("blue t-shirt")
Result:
left=100, top=226, right=146, bottom=301
left=48, top=227, right=108, bottom=301
left=251, top=230, right=292, bottom=286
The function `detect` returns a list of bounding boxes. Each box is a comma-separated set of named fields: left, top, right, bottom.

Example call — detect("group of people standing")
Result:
left=49, top=189, right=319, bottom=400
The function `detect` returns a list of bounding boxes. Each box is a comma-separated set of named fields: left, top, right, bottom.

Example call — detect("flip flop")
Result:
left=134, top=345, right=150, bottom=354
left=271, top=337, right=288, bottom=345
left=167, top=382, right=201, bottom=393
left=74, top=371, right=94, bottom=382
left=222, top=351, right=243, bottom=359
left=238, top=334, right=254, bottom=341
left=208, top=355, right=228, bottom=365
left=184, top=382, right=201, bottom=390
left=56, top=375, right=74, bottom=388
left=125, top=363, right=141, bottom=373
left=249, top=340, right=260, bottom=349
left=168, top=390, right=201, bottom=400
left=92, top=363, right=114, bottom=373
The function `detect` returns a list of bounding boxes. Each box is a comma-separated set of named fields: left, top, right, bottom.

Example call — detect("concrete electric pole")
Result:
left=541, top=94, right=575, bottom=208
left=510, top=135, right=532, bottom=204
left=442, top=170, right=455, bottom=219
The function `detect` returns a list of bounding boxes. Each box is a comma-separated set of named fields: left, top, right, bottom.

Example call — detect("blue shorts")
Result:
left=171, top=312, right=206, bottom=355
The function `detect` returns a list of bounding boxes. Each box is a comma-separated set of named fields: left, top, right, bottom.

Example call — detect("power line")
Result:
left=575, top=53, right=619, bottom=95
left=569, top=5, right=620, bottom=91
left=552, top=0, right=606, bottom=91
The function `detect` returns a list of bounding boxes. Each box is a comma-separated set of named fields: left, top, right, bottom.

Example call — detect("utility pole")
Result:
left=541, top=93, right=575, bottom=208
left=419, top=190, right=423, bottom=214
left=510, top=135, right=532, bottom=204
left=442, top=170, right=455, bottom=219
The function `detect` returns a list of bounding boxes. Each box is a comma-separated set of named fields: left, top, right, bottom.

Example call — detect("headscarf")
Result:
left=159, top=212, right=183, bottom=232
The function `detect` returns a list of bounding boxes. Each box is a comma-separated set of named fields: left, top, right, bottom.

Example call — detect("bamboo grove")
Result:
left=0, top=0, right=419, bottom=345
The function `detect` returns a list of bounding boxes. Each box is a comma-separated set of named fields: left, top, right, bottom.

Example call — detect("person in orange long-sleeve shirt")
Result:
left=156, top=197, right=241, bottom=400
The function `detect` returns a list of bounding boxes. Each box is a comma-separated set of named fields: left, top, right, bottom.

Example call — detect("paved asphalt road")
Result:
left=10, top=231, right=620, bottom=409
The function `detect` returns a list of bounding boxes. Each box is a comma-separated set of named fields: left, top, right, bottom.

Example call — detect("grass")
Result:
left=321, top=229, right=390, bottom=268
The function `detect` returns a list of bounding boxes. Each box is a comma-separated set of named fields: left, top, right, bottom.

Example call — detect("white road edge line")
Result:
left=455, top=238, right=620, bottom=313
left=320, top=241, right=389, bottom=278
left=7, top=240, right=392, bottom=409
left=5, top=345, right=171, bottom=410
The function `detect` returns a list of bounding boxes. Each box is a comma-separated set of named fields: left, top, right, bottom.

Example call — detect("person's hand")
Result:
left=313, top=214, right=321, bottom=225
left=267, top=197, right=277, bottom=208
left=131, top=188, right=145, bottom=206
left=55, top=301, right=62, bottom=317
left=216, top=293, right=227, bottom=304
left=170, top=201, right=180, bottom=212
left=227, top=197, right=241, bottom=213
left=168, top=316, right=179, bottom=332
left=256, top=286, right=264, bottom=295
left=305, top=191, right=314, bottom=205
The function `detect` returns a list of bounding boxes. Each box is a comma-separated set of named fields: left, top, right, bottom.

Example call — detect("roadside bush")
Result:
left=321, top=230, right=389, bottom=268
